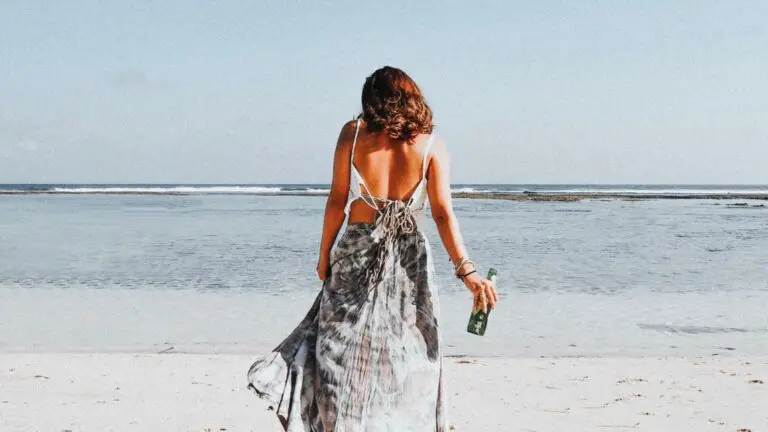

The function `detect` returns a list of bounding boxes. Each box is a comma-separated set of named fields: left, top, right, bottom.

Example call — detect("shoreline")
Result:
left=2, top=190, right=768, bottom=201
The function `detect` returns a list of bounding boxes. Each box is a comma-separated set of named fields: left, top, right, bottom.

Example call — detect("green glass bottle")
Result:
left=467, top=268, right=497, bottom=336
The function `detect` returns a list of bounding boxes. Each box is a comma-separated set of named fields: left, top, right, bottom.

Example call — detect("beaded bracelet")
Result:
left=458, top=269, right=477, bottom=281
left=455, top=260, right=476, bottom=279
left=453, top=257, right=471, bottom=273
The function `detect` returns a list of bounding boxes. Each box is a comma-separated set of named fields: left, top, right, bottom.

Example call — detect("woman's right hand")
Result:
left=316, top=256, right=331, bottom=282
left=462, top=272, right=498, bottom=313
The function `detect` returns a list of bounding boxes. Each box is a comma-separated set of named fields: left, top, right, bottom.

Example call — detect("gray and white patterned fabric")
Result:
left=247, top=202, right=446, bottom=431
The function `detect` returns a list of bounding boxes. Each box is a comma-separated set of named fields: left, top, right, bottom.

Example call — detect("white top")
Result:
left=344, top=119, right=434, bottom=217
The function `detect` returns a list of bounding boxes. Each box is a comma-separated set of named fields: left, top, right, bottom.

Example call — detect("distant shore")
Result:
left=2, top=190, right=768, bottom=201
left=452, top=191, right=768, bottom=201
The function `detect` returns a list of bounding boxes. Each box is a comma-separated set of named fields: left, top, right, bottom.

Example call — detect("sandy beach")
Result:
left=1, top=353, right=765, bottom=431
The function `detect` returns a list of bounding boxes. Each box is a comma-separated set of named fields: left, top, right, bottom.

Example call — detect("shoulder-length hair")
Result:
left=360, top=66, right=434, bottom=141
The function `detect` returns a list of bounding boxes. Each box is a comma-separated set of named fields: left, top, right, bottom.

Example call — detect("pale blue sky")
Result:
left=1, top=1, right=766, bottom=184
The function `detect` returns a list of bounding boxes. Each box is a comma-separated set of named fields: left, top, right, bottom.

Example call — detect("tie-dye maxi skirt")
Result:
left=247, top=222, right=446, bottom=432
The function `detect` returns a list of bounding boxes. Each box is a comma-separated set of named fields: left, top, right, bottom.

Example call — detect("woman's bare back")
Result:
left=342, top=120, right=433, bottom=224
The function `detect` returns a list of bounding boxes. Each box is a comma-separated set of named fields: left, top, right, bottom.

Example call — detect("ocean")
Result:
left=2, top=183, right=768, bottom=196
left=1, top=185, right=767, bottom=358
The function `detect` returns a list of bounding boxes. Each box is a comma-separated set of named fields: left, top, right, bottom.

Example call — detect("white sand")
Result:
left=1, top=354, right=765, bottom=432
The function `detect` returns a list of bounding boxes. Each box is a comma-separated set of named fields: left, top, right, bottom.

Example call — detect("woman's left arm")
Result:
left=316, top=121, right=355, bottom=281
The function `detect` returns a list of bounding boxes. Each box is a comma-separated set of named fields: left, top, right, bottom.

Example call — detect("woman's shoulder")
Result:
left=420, top=132, right=445, bottom=153
left=343, top=119, right=363, bottom=139
left=341, top=118, right=359, bottom=131
left=421, top=134, right=447, bottom=168
left=335, top=120, right=360, bottom=150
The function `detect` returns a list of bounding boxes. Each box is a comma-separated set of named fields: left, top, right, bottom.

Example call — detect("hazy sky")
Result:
left=1, top=1, right=766, bottom=184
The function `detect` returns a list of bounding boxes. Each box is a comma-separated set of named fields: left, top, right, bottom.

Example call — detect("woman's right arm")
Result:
left=426, top=138, right=498, bottom=312
left=315, top=121, right=355, bottom=281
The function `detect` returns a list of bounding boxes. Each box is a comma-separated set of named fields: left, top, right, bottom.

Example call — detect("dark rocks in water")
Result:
left=450, top=192, right=768, bottom=202
left=726, top=202, right=766, bottom=209
left=452, top=191, right=582, bottom=201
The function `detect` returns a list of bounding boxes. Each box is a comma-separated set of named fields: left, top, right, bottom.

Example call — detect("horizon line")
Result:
left=2, top=182, right=768, bottom=187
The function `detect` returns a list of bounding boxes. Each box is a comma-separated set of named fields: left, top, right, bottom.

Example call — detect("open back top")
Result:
left=344, top=119, right=434, bottom=219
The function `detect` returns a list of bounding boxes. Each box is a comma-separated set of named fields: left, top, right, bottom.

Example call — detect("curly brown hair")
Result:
left=360, top=66, right=434, bottom=141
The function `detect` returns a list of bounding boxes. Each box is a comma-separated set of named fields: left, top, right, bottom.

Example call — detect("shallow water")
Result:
left=1, top=195, right=766, bottom=357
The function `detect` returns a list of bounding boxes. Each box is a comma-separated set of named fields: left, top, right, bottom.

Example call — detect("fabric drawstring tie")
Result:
left=367, top=200, right=416, bottom=286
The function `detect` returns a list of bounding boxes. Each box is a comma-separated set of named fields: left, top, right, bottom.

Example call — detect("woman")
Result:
left=247, top=66, right=499, bottom=432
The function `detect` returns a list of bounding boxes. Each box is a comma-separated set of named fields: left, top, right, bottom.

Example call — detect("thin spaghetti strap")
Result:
left=360, top=191, right=383, bottom=214
left=351, top=119, right=361, bottom=163
left=348, top=119, right=382, bottom=214
left=421, top=134, right=435, bottom=178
